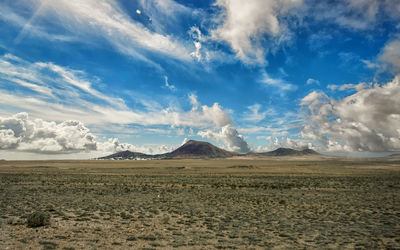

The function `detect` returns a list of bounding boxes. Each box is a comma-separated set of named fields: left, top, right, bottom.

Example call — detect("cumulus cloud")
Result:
left=198, top=125, right=250, bottom=153
left=211, top=0, right=302, bottom=64
left=186, top=94, right=231, bottom=128
left=97, top=138, right=173, bottom=155
left=301, top=76, right=400, bottom=152
left=0, top=112, right=178, bottom=156
left=256, top=136, right=314, bottom=152
left=0, top=112, right=96, bottom=154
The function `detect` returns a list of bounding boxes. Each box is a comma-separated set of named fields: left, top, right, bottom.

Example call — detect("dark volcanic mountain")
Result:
left=165, top=140, right=238, bottom=159
left=253, top=147, right=319, bottom=157
left=98, top=150, right=154, bottom=160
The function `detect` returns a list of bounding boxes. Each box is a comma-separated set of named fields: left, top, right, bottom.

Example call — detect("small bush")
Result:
left=161, top=215, right=170, bottom=224
left=27, top=212, right=50, bottom=227
left=126, top=235, right=137, bottom=241
left=39, top=241, right=58, bottom=250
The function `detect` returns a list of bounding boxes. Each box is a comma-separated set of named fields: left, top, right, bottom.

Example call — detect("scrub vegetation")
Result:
left=1, top=158, right=399, bottom=249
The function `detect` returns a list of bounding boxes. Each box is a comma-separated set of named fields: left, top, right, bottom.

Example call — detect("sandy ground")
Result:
left=1, top=158, right=399, bottom=249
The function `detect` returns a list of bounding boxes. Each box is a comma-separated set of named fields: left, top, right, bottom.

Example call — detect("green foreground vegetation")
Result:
left=1, top=158, right=399, bottom=249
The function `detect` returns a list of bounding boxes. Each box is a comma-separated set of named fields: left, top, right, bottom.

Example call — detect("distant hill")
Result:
left=386, top=153, right=400, bottom=159
left=98, top=150, right=154, bottom=160
left=249, top=147, right=319, bottom=157
left=165, top=140, right=238, bottom=159
left=98, top=140, right=238, bottom=160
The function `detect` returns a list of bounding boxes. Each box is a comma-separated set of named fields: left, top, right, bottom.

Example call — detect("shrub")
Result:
left=27, top=212, right=50, bottom=227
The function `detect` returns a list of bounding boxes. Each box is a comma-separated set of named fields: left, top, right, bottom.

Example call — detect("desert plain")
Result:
left=1, top=156, right=399, bottom=249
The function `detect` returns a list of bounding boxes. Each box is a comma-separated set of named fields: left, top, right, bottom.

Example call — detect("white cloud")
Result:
left=191, top=41, right=203, bottom=62
left=6, top=0, right=193, bottom=64
left=241, top=126, right=289, bottom=136
left=138, top=0, right=193, bottom=34
left=256, top=136, right=313, bottom=152
left=260, top=72, right=296, bottom=91
left=189, top=93, right=200, bottom=111
left=211, top=0, right=302, bottom=64
left=308, top=0, right=381, bottom=30
left=0, top=112, right=96, bottom=154
left=0, top=53, right=126, bottom=107
left=163, top=76, right=176, bottom=91
left=0, top=2, right=77, bottom=43
left=361, top=59, right=379, bottom=69
left=96, top=138, right=173, bottom=155
left=198, top=125, right=250, bottom=153
left=9, top=78, right=52, bottom=96
left=302, top=0, right=400, bottom=33
left=301, top=75, right=400, bottom=152
left=328, top=82, right=370, bottom=92
left=243, top=104, right=267, bottom=122
left=181, top=138, right=188, bottom=146
left=37, top=62, right=126, bottom=108
left=189, top=27, right=202, bottom=61
left=379, top=37, right=400, bottom=75
left=306, top=78, right=320, bottom=85
left=0, top=129, right=19, bottom=150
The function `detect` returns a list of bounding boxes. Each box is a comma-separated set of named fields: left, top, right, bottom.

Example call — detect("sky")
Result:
left=0, top=0, right=400, bottom=160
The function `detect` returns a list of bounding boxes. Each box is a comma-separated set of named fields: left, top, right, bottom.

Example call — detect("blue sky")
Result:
left=0, top=0, right=400, bottom=159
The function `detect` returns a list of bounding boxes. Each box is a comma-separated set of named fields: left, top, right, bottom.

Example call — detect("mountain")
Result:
left=165, top=140, right=238, bottom=159
left=250, top=147, right=319, bottom=157
left=98, top=140, right=238, bottom=160
left=98, top=150, right=154, bottom=160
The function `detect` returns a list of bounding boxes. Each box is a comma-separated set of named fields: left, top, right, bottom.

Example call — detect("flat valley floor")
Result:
left=1, top=157, right=399, bottom=249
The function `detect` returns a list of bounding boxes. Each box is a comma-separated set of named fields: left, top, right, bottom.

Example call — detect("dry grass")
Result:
left=1, top=158, right=399, bottom=249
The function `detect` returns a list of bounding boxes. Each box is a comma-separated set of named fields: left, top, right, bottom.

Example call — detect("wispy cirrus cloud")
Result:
left=0, top=53, right=126, bottom=109
left=327, top=82, right=370, bottom=92
left=306, top=78, right=320, bottom=85
left=2, top=0, right=194, bottom=66
left=307, top=0, right=400, bottom=31
left=259, top=71, right=296, bottom=92
left=243, top=104, right=268, bottom=122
